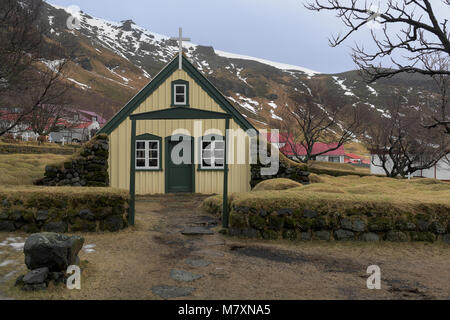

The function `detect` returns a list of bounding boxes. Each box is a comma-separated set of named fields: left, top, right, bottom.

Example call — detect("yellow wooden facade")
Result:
left=105, top=64, right=254, bottom=195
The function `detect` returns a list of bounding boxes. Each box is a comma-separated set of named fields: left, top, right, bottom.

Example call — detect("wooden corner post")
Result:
left=129, top=119, right=137, bottom=226
left=222, top=118, right=230, bottom=228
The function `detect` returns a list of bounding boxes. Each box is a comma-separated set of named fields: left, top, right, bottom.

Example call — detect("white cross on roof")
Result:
left=170, top=27, right=191, bottom=70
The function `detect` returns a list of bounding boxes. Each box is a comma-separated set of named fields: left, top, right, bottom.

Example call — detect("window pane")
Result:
left=215, top=141, right=225, bottom=150
left=215, top=158, right=225, bottom=167
left=202, top=158, right=213, bottom=167
left=136, top=150, right=145, bottom=158
left=149, top=150, right=158, bottom=159
left=136, top=142, right=145, bottom=149
left=176, top=85, right=185, bottom=94
left=202, top=150, right=212, bottom=158
left=214, top=150, right=224, bottom=159
left=149, top=159, right=158, bottom=167
left=202, top=142, right=212, bottom=150
left=176, top=95, right=185, bottom=103
left=136, top=159, right=146, bottom=167
left=149, top=141, right=158, bottom=150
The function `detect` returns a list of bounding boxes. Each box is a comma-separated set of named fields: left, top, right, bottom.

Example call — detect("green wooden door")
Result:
left=166, top=139, right=194, bottom=193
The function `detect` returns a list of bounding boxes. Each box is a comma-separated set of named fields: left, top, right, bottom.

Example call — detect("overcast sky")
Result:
left=48, top=0, right=450, bottom=74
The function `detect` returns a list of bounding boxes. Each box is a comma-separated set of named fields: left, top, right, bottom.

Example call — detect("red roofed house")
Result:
left=281, top=142, right=346, bottom=163
left=261, top=132, right=346, bottom=163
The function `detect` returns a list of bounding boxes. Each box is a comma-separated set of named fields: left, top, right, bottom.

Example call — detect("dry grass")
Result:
left=252, top=178, right=302, bottom=191
left=0, top=154, right=70, bottom=185
left=241, top=175, right=450, bottom=213
left=206, top=175, right=450, bottom=215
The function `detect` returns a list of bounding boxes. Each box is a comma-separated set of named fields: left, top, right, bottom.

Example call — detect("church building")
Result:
left=98, top=43, right=258, bottom=196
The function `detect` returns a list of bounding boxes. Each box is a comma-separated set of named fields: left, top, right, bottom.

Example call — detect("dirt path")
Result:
left=0, top=194, right=449, bottom=300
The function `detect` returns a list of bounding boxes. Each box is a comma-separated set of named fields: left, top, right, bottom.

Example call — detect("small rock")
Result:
left=43, top=222, right=68, bottom=233
left=300, top=232, right=312, bottom=241
left=361, top=233, right=380, bottom=242
left=314, top=230, right=331, bottom=241
left=443, top=234, right=450, bottom=244
left=185, top=259, right=211, bottom=268
left=334, top=229, right=355, bottom=241
left=386, top=231, right=408, bottom=242
left=36, top=210, right=49, bottom=222
left=170, top=269, right=203, bottom=282
left=79, top=209, right=95, bottom=221
left=303, top=209, right=318, bottom=219
left=23, top=267, right=49, bottom=285
left=151, top=285, right=195, bottom=299
left=352, top=219, right=366, bottom=232
left=277, top=208, right=294, bottom=216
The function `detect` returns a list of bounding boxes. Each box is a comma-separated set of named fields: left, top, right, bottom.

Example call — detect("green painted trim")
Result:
left=129, top=120, right=137, bottom=226
left=135, top=133, right=163, bottom=171
left=222, top=118, right=230, bottom=228
left=98, top=58, right=178, bottom=135
left=98, top=55, right=257, bottom=135
left=197, top=134, right=225, bottom=172
left=164, top=134, right=195, bottom=194
left=180, top=56, right=257, bottom=134
left=171, top=79, right=190, bottom=107
left=136, top=133, right=162, bottom=140
left=130, top=107, right=232, bottom=120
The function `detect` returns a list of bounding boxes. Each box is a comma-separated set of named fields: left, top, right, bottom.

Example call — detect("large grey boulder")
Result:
left=24, top=232, right=84, bottom=272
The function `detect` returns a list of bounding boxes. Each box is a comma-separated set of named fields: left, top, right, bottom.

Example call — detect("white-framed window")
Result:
left=136, top=140, right=160, bottom=170
left=173, top=84, right=187, bottom=105
left=328, top=156, right=341, bottom=163
left=200, top=139, right=225, bottom=170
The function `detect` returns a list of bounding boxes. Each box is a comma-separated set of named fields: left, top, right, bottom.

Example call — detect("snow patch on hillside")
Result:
left=216, top=50, right=319, bottom=76
left=333, top=76, right=355, bottom=96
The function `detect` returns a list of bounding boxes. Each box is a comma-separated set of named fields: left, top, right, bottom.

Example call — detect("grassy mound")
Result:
left=252, top=178, right=302, bottom=192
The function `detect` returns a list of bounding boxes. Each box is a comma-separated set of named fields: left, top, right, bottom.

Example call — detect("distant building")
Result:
left=262, top=132, right=346, bottom=163
left=0, top=107, right=104, bottom=143
left=345, top=153, right=370, bottom=165
left=370, top=152, right=450, bottom=181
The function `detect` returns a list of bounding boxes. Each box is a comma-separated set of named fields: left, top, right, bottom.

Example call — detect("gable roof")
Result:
left=98, top=55, right=257, bottom=135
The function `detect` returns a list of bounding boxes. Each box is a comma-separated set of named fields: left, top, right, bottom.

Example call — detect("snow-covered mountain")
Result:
left=39, top=1, right=437, bottom=127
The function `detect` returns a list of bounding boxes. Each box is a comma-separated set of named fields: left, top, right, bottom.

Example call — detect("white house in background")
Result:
left=370, top=154, right=450, bottom=181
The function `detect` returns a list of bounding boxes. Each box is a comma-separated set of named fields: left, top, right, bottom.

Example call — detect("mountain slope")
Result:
left=37, top=2, right=437, bottom=128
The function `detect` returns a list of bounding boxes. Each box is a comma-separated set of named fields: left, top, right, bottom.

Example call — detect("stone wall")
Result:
left=35, top=134, right=109, bottom=187
left=222, top=206, right=450, bottom=243
left=0, top=188, right=129, bottom=233
left=251, top=161, right=310, bottom=188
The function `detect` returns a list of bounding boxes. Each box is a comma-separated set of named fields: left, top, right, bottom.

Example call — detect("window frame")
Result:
left=135, top=134, right=163, bottom=171
left=198, top=135, right=226, bottom=171
left=171, top=80, right=190, bottom=107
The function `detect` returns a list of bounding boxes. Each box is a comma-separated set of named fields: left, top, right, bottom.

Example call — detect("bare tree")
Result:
left=272, top=79, right=366, bottom=163
left=0, top=0, right=72, bottom=136
left=364, top=94, right=449, bottom=177
left=305, top=0, right=450, bottom=133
